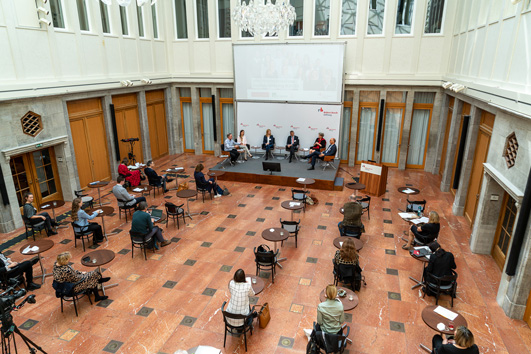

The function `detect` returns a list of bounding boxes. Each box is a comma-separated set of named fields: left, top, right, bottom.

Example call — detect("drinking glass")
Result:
left=448, top=321, right=455, bottom=331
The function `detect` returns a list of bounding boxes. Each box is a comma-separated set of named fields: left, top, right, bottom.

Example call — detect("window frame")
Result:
left=100, top=1, right=111, bottom=35
left=312, top=0, right=331, bottom=38
left=216, top=0, right=232, bottom=40
left=194, top=0, right=210, bottom=40
left=366, top=0, right=387, bottom=37
left=287, top=0, right=304, bottom=38
left=338, top=0, right=358, bottom=38
left=423, top=0, right=447, bottom=36
left=120, top=5, right=130, bottom=37
left=137, top=3, right=145, bottom=38
left=174, top=0, right=189, bottom=40
left=394, top=0, right=416, bottom=36
left=151, top=2, right=159, bottom=39
left=76, top=0, right=91, bottom=33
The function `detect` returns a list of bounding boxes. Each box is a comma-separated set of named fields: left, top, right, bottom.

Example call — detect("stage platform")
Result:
left=209, top=155, right=343, bottom=191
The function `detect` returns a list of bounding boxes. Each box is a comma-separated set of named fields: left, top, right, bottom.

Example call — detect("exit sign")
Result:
left=35, top=143, right=43, bottom=148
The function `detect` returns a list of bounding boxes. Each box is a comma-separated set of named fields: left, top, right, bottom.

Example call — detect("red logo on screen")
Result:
left=308, top=126, right=318, bottom=131
left=273, top=124, right=282, bottom=129
left=318, top=107, right=324, bottom=112
left=326, top=127, right=337, bottom=131
left=290, top=125, right=300, bottom=129
left=240, top=123, right=249, bottom=127
left=257, top=124, right=265, bottom=128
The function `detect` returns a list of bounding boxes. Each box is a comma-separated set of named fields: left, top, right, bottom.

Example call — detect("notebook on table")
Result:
left=151, top=209, right=163, bottom=222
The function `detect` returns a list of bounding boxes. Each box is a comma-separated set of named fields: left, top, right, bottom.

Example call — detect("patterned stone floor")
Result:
left=1, top=153, right=530, bottom=354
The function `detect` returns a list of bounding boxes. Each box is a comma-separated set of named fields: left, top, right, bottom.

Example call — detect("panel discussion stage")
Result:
left=209, top=156, right=344, bottom=191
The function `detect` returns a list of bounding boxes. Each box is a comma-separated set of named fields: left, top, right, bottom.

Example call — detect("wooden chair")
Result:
left=221, top=301, right=256, bottom=352
left=164, top=202, right=185, bottom=229
left=358, top=195, right=371, bottom=220
left=423, top=270, right=458, bottom=307
left=71, top=222, right=94, bottom=252
left=254, top=245, right=279, bottom=283
left=22, top=215, right=46, bottom=241
left=117, top=199, right=135, bottom=222
left=280, top=218, right=300, bottom=248
left=52, top=279, right=93, bottom=317
left=129, top=230, right=155, bottom=260
left=321, top=155, right=336, bottom=170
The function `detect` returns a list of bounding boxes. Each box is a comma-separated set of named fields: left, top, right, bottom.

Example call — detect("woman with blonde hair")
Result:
left=52, top=251, right=110, bottom=302
left=403, top=211, right=440, bottom=250
left=237, top=130, right=252, bottom=160
left=431, top=326, right=479, bottom=353
left=262, top=129, right=275, bottom=160
left=316, top=284, right=345, bottom=334
left=71, top=198, right=104, bottom=245
left=334, top=238, right=359, bottom=266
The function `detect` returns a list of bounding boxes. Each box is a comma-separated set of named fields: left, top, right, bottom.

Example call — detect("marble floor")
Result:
left=1, top=153, right=530, bottom=354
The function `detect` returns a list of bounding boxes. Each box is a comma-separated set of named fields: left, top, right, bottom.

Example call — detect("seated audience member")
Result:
left=224, top=133, right=240, bottom=165
left=262, top=129, right=275, bottom=160
left=334, top=238, right=359, bottom=266
left=423, top=241, right=456, bottom=290
left=131, top=201, right=170, bottom=249
left=225, top=269, right=256, bottom=327
left=317, top=284, right=345, bottom=334
left=194, top=164, right=223, bottom=198
left=303, top=138, right=337, bottom=170
left=338, top=194, right=365, bottom=235
left=118, top=157, right=142, bottom=187
left=0, top=252, right=40, bottom=290
left=432, top=326, right=479, bottom=354
left=309, top=132, right=326, bottom=154
left=112, top=175, right=146, bottom=208
left=403, top=211, right=440, bottom=250
left=237, top=130, right=252, bottom=160
left=144, top=160, right=173, bottom=193
left=285, top=130, right=299, bottom=163
left=71, top=198, right=104, bottom=245
left=23, top=192, right=58, bottom=236
left=53, top=251, right=109, bottom=302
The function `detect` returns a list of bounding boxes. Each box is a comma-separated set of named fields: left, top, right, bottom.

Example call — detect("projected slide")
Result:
left=233, top=43, right=345, bottom=103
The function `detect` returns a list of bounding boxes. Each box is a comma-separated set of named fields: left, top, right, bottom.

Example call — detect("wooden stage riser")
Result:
left=216, top=172, right=341, bottom=191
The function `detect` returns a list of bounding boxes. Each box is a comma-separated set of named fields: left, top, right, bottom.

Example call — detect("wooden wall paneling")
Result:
left=86, top=114, right=112, bottom=182
left=69, top=119, right=93, bottom=187
left=113, top=94, right=143, bottom=163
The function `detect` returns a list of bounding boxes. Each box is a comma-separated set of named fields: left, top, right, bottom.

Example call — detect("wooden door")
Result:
left=524, top=289, right=531, bottom=328
left=464, top=112, right=494, bottom=224
left=146, top=90, right=168, bottom=160
left=67, top=98, right=111, bottom=187
left=439, top=97, right=454, bottom=176
left=491, top=193, right=517, bottom=270
left=113, top=93, right=143, bottom=163
left=450, top=103, right=471, bottom=195
left=355, top=103, right=379, bottom=164
left=10, top=148, right=63, bottom=212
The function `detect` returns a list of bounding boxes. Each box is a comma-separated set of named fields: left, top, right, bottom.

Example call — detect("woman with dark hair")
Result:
left=71, top=198, right=104, bottom=245
left=237, top=130, right=252, bottom=160
left=432, top=326, right=479, bottom=354
left=226, top=269, right=255, bottom=326
left=22, top=192, right=57, bottom=236
left=193, top=164, right=223, bottom=197
left=118, top=157, right=142, bottom=187
left=262, top=129, right=275, bottom=160
left=334, top=238, right=359, bottom=266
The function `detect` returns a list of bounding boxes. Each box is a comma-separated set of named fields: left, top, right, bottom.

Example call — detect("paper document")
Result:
left=402, top=188, right=416, bottom=194
left=296, top=178, right=306, bottom=182
left=398, top=212, right=417, bottom=219
left=193, top=346, right=221, bottom=354
left=41, top=204, right=50, bottom=209
left=96, top=209, right=103, bottom=214
left=133, top=188, right=143, bottom=192
left=413, top=246, right=431, bottom=252
left=339, top=242, right=343, bottom=247
left=246, top=277, right=251, bottom=283
left=425, top=255, right=431, bottom=260
left=90, top=181, right=100, bottom=185
left=128, top=165, right=136, bottom=169
left=22, top=246, right=39, bottom=254
left=411, top=217, right=429, bottom=224
left=434, top=306, right=458, bottom=321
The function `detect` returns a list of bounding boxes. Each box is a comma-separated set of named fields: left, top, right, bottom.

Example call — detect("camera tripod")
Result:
left=126, top=140, right=137, bottom=164
left=1, top=323, right=46, bottom=354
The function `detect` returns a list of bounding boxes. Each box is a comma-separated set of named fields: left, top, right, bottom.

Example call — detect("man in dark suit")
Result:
left=423, top=242, right=456, bottom=294
left=0, top=253, right=41, bottom=291
left=144, top=160, right=174, bottom=193
left=285, top=130, right=299, bottom=163
left=303, top=138, right=337, bottom=170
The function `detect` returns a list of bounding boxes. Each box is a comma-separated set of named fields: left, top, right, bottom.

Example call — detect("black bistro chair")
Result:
left=307, top=322, right=350, bottom=354
left=333, top=260, right=366, bottom=292
left=22, top=215, right=46, bottom=241
left=406, top=199, right=427, bottom=214
left=423, top=270, right=458, bottom=307
left=164, top=202, right=185, bottom=229
left=52, top=279, right=93, bottom=317
left=339, top=225, right=363, bottom=239
left=129, top=230, right=155, bottom=260
left=280, top=218, right=300, bottom=248
left=358, top=195, right=371, bottom=220
left=221, top=301, right=256, bottom=352
left=195, top=179, right=213, bottom=202
left=148, top=177, right=165, bottom=197
left=254, top=245, right=279, bottom=283
left=74, top=190, right=94, bottom=209
left=291, top=189, right=308, bottom=211
left=117, top=198, right=135, bottom=222
left=71, top=222, right=94, bottom=252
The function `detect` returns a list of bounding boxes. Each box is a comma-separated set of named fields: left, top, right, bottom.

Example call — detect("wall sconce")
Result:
left=39, top=18, right=51, bottom=26
left=37, top=6, right=49, bottom=15
left=450, top=84, right=465, bottom=93
left=120, top=80, right=134, bottom=87
left=442, top=81, right=453, bottom=89
left=141, top=78, right=152, bottom=84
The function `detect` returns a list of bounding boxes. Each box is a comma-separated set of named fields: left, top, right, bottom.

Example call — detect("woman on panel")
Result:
left=403, top=211, right=440, bottom=250
left=237, top=130, right=252, bottom=160
left=118, top=157, right=142, bottom=187
left=262, top=129, right=275, bottom=160
left=309, top=132, right=326, bottom=154
left=225, top=269, right=256, bottom=327
left=334, top=238, right=359, bottom=266
left=52, top=251, right=110, bottom=302
left=431, top=326, right=479, bottom=354
left=71, top=198, right=104, bottom=246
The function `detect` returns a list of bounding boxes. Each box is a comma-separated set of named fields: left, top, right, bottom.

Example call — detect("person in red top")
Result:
left=309, top=132, right=326, bottom=154
left=118, top=157, right=142, bottom=187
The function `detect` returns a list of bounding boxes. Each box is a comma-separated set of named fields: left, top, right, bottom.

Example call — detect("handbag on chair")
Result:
left=258, top=303, right=270, bottom=328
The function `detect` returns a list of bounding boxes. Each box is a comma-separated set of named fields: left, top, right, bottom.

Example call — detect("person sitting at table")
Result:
left=131, top=201, right=171, bottom=249
left=402, top=211, right=440, bottom=250
left=71, top=197, right=104, bottom=245
left=432, top=326, right=479, bottom=354
left=224, top=133, right=240, bottom=166
left=0, top=252, right=41, bottom=290
left=194, top=164, right=223, bottom=198
left=285, top=130, right=299, bottom=163
left=118, top=157, right=142, bottom=187
left=225, top=269, right=256, bottom=327
left=303, top=138, right=337, bottom=170
left=112, top=175, right=146, bottom=208
left=262, top=129, right=275, bottom=160
left=334, top=238, right=359, bottom=266
left=317, top=284, right=345, bottom=334
left=309, top=132, right=326, bottom=154
left=52, top=251, right=109, bottom=302
left=338, top=194, right=365, bottom=235
left=237, top=130, right=252, bottom=160
left=23, top=192, right=58, bottom=236
left=144, top=160, right=173, bottom=193
left=423, top=241, right=456, bottom=294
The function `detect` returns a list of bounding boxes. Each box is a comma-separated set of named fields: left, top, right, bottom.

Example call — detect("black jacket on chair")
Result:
left=424, top=249, right=456, bottom=279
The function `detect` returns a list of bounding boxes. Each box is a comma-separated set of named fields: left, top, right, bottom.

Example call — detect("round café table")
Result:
left=165, top=167, right=185, bottom=191
left=187, top=346, right=221, bottom=354
left=421, top=305, right=467, bottom=335
left=319, top=287, right=358, bottom=311
left=207, top=170, right=225, bottom=185
left=87, top=181, right=110, bottom=206
left=296, top=177, right=315, bottom=192
left=87, top=206, right=117, bottom=240
left=81, top=249, right=118, bottom=295
left=251, top=146, right=262, bottom=159
left=261, top=228, right=289, bottom=268
left=281, top=200, right=304, bottom=221
left=177, top=189, right=198, bottom=220
left=276, top=146, right=286, bottom=160
left=345, top=182, right=366, bottom=198
left=150, top=210, right=167, bottom=225
left=40, top=200, right=67, bottom=230
left=398, top=186, right=420, bottom=195
left=333, top=237, right=363, bottom=251
left=20, top=239, right=54, bottom=284
left=408, top=248, right=430, bottom=289
left=128, top=185, right=152, bottom=198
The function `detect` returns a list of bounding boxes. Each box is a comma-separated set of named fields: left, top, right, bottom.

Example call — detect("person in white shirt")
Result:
left=237, top=130, right=252, bottom=160
left=224, top=133, right=240, bottom=165
left=225, top=269, right=256, bottom=327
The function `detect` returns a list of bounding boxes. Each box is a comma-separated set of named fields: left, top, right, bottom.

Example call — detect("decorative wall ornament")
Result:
left=232, top=0, right=296, bottom=37
left=20, top=111, right=43, bottom=137
left=102, top=0, right=158, bottom=6
left=503, top=132, right=518, bottom=169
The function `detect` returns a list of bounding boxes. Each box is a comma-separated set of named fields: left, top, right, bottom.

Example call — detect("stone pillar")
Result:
left=0, top=158, right=19, bottom=232
left=425, top=91, right=443, bottom=174
left=431, top=94, right=450, bottom=175
left=348, top=90, right=360, bottom=167
left=53, top=143, right=76, bottom=201
left=452, top=105, right=481, bottom=216
left=164, top=86, right=182, bottom=155
left=440, top=99, right=463, bottom=192
left=191, top=87, right=202, bottom=155
left=398, top=90, right=415, bottom=170
left=137, top=91, right=152, bottom=162
left=102, top=95, right=119, bottom=180
left=214, top=87, right=222, bottom=156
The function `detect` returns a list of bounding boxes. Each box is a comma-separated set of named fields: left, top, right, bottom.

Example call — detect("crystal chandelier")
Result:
left=232, top=0, right=296, bottom=37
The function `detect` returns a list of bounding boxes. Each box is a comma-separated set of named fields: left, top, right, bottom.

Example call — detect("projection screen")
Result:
left=233, top=43, right=345, bottom=104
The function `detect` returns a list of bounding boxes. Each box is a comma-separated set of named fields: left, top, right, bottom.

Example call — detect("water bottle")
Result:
left=417, top=206, right=422, bottom=217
